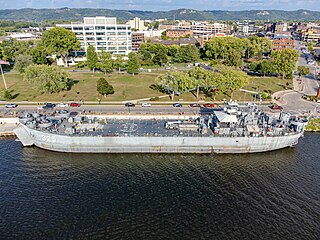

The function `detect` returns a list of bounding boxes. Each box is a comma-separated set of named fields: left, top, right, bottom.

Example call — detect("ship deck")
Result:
left=53, top=118, right=214, bottom=137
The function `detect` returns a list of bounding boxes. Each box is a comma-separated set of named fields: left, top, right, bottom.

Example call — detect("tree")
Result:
left=297, top=66, right=310, bottom=79
left=13, top=54, right=33, bottom=73
left=157, top=71, right=193, bottom=100
left=247, top=36, right=272, bottom=58
left=260, top=60, right=275, bottom=76
left=307, top=42, right=314, bottom=52
left=271, top=49, right=299, bottom=79
left=153, top=50, right=168, bottom=67
left=32, top=43, right=51, bottom=65
left=113, top=55, right=124, bottom=72
left=215, top=65, right=249, bottom=98
left=161, top=31, right=168, bottom=40
left=97, top=77, right=114, bottom=97
left=137, top=49, right=153, bottom=66
left=3, top=90, right=13, bottom=100
left=127, top=52, right=140, bottom=75
left=23, top=65, right=71, bottom=93
left=97, top=51, right=113, bottom=74
left=174, top=45, right=200, bottom=63
left=86, top=45, right=98, bottom=72
left=204, top=37, right=249, bottom=67
left=42, top=27, right=80, bottom=67
left=0, top=39, right=33, bottom=62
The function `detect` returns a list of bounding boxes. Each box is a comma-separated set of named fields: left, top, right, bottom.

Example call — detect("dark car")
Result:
left=5, top=103, right=18, bottom=108
left=190, top=103, right=200, bottom=107
left=70, top=102, right=81, bottom=107
left=270, top=104, right=283, bottom=110
left=173, top=103, right=183, bottom=107
left=42, top=103, right=56, bottom=109
left=203, top=103, right=215, bottom=108
left=125, top=102, right=135, bottom=107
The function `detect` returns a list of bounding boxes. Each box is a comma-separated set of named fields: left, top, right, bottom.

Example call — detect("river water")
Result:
left=0, top=133, right=320, bottom=239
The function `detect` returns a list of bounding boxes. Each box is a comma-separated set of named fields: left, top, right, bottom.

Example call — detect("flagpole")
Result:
left=0, top=63, right=8, bottom=90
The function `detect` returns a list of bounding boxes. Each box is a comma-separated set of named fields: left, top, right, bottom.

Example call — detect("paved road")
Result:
left=295, top=41, right=319, bottom=96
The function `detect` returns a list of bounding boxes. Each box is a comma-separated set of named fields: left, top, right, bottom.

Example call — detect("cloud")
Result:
left=1, top=0, right=320, bottom=11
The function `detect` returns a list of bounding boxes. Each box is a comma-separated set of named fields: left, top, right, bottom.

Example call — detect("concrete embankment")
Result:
left=0, top=118, right=19, bottom=137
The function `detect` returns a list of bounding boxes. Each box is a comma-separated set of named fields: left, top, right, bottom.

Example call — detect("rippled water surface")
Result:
left=1, top=133, right=320, bottom=239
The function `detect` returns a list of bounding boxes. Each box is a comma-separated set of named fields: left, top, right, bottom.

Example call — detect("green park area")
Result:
left=0, top=70, right=289, bottom=103
left=0, top=28, right=300, bottom=104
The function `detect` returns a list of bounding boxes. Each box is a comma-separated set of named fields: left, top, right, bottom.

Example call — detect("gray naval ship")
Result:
left=13, top=102, right=308, bottom=154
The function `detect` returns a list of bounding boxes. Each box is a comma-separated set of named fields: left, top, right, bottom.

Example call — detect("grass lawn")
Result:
left=0, top=72, right=162, bottom=102
left=0, top=71, right=291, bottom=103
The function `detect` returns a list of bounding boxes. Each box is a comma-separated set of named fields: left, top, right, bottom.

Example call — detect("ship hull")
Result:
left=14, top=125, right=303, bottom=154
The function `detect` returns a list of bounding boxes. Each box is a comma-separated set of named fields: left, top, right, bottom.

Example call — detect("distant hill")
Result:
left=0, top=8, right=320, bottom=22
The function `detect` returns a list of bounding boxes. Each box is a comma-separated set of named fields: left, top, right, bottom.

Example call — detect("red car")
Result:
left=270, top=104, right=283, bottom=110
left=70, top=102, right=81, bottom=107
left=203, top=103, right=215, bottom=108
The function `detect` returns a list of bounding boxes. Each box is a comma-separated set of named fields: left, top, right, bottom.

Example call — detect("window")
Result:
left=118, top=32, right=127, bottom=35
left=118, top=46, right=127, bottom=50
left=108, top=47, right=116, bottom=50
left=106, top=27, right=116, bottom=30
left=96, top=37, right=106, bottom=41
left=107, top=32, right=116, bottom=36
left=86, top=37, right=95, bottom=41
left=84, top=26, right=94, bottom=31
left=95, top=26, right=105, bottom=30
left=96, top=32, right=105, bottom=36
left=77, top=37, right=84, bottom=41
left=85, top=32, right=94, bottom=36
left=73, top=27, right=83, bottom=31
left=117, top=26, right=126, bottom=30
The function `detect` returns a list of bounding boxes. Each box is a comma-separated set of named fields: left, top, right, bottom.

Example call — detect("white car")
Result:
left=141, top=102, right=151, bottom=107
left=57, top=103, right=69, bottom=108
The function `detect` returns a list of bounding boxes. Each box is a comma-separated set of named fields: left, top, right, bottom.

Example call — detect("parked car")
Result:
left=173, top=103, right=183, bottom=107
left=190, top=103, right=200, bottom=107
left=141, top=102, right=151, bottom=107
left=125, top=102, right=135, bottom=107
left=270, top=104, right=283, bottom=110
left=5, top=103, right=17, bottom=108
left=203, top=103, right=215, bottom=108
left=42, top=103, right=56, bottom=109
left=70, top=102, right=81, bottom=107
left=57, top=103, right=69, bottom=108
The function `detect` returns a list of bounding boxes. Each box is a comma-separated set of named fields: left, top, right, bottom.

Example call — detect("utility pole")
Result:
left=0, top=64, right=8, bottom=90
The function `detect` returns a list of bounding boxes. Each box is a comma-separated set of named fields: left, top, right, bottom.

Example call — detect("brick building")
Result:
left=272, top=35, right=294, bottom=51
left=166, top=29, right=193, bottom=39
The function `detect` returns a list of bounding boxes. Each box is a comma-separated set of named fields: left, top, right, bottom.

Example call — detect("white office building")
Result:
left=57, top=16, right=132, bottom=55
left=127, top=17, right=147, bottom=31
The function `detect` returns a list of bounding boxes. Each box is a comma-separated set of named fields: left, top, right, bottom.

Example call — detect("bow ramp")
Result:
left=13, top=126, right=34, bottom=146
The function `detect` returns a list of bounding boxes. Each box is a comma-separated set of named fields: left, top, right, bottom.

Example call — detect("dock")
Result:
left=0, top=118, right=19, bottom=137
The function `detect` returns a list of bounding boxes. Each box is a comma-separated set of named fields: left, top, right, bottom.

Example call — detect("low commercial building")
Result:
left=57, top=16, right=132, bottom=55
left=9, top=33, right=38, bottom=41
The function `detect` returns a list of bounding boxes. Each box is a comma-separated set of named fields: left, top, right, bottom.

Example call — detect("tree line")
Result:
left=157, top=66, right=249, bottom=100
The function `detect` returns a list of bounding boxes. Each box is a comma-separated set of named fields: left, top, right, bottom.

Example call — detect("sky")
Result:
left=0, top=0, right=319, bottom=11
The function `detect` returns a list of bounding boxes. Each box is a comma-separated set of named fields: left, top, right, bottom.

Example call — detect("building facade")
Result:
left=57, top=17, right=132, bottom=55
left=272, top=35, right=294, bottom=51
left=132, top=32, right=145, bottom=50
left=166, top=29, right=193, bottom=39
left=127, top=17, right=147, bottom=31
